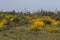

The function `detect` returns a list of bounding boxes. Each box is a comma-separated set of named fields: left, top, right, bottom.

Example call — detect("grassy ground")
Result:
left=0, top=25, right=60, bottom=40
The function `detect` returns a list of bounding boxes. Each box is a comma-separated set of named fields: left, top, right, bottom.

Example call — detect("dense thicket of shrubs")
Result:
left=0, top=10, right=60, bottom=32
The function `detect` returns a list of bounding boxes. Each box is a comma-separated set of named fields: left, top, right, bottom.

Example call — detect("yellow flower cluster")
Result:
left=51, top=20, right=60, bottom=26
left=2, top=19, right=7, bottom=25
left=43, top=16, right=51, bottom=20
left=46, top=27, right=58, bottom=33
left=29, top=18, right=45, bottom=31
left=0, top=14, right=17, bottom=29
left=34, top=21, right=45, bottom=27
left=29, top=16, right=60, bottom=32
left=0, top=23, right=4, bottom=28
left=10, top=18, right=14, bottom=22
left=29, top=25, right=38, bottom=31
left=0, top=19, right=7, bottom=28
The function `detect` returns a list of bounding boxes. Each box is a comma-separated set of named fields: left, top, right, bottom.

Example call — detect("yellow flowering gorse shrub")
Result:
left=29, top=16, right=60, bottom=32
left=46, top=27, right=58, bottom=33
left=51, top=20, right=60, bottom=26
left=29, top=18, right=45, bottom=31
left=2, top=19, right=8, bottom=25
left=10, top=18, right=14, bottom=21
left=29, top=25, right=38, bottom=31
left=34, top=21, right=45, bottom=27
left=0, top=23, right=4, bottom=28
left=42, top=16, right=51, bottom=21
left=0, top=19, right=7, bottom=28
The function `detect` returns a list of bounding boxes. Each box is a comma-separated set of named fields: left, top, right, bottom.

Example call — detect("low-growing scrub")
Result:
left=0, top=10, right=60, bottom=33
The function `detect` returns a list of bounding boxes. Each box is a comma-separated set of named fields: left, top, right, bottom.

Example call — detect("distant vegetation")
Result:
left=0, top=10, right=60, bottom=32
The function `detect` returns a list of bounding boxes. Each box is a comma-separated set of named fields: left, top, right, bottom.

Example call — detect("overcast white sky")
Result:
left=0, top=0, right=60, bottom=12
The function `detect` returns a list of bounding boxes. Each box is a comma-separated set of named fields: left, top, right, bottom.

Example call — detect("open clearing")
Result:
left=0, top=25, right=60, bottom=40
